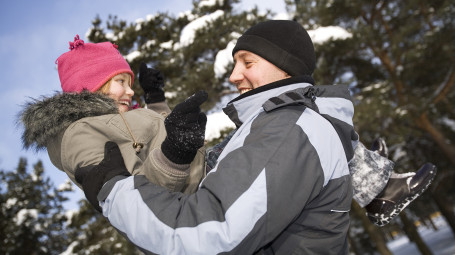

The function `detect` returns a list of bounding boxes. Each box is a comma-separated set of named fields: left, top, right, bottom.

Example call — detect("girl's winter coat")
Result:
left=19, top=91, right=205, bottom=193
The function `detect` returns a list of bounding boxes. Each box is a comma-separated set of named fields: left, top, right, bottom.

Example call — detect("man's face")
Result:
left=229, top=50, right=290, bottom=94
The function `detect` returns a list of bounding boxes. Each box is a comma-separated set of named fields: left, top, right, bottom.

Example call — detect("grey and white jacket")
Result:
left=97, top=76, right=356, bottom=254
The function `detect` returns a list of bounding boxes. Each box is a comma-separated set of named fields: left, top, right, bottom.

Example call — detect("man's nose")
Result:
left=229, top=65, right=243, bottom=85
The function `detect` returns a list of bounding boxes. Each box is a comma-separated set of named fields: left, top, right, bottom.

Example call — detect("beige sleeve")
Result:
left=60, top=122, right=109, bottom=189
left=147, top=101, right=171, bottom=117
left=184, top=147, right=206, bottom=194
left=59, top=109, right=205, bottom=194
left=138, top=146, right=206, bottom=194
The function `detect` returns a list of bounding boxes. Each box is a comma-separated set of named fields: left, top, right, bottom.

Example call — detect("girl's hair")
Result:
left=98, top=79, right=112, bottom=94
left=98, top=73, right=132, bottom=94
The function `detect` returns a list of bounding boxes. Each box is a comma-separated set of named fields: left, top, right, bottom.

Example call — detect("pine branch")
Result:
left=432, top=66, right=455, bottom=104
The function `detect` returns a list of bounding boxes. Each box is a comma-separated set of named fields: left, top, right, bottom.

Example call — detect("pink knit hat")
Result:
left=56, top=35, right=134, bottom=93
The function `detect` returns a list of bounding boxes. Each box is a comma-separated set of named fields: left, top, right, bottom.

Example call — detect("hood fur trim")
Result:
left=19, top=91, right=119, bottom=150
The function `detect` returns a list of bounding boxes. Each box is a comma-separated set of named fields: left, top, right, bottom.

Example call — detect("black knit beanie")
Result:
left=232, top=20, right=316, bottom=76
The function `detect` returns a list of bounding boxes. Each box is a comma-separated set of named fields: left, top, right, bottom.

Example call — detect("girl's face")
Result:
left=106, top=73, right=134, bottom=112
left=229, top=50, right=290, bottom=94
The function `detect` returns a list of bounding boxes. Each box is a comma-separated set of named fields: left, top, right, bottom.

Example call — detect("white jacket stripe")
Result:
left=315, top=97, right=354, bottom=126
left=297, top=109, right=350, bottom=186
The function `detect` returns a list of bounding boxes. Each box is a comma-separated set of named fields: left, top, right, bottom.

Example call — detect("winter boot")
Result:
left=365, top=163, right=437, bottom=226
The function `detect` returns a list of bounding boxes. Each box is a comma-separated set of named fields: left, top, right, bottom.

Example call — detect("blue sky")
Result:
left=0, top=0, right=285, bottom=208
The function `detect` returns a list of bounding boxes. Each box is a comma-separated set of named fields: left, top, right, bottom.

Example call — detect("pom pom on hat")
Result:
left=232, top=20, right=316, bottom=76
left=56, top=35, right=134, bottom=93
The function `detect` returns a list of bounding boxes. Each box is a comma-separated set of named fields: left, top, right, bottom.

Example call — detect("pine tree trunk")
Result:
left=352, top=202, right=393, bottom=255
left=431, top=171, right=455, bottom=236
left=416, top=112, right=455, bottom=167
left=427, top=216, right=439, bottom=231
left=399, top=212, right=433, bottom=255
left=432, top=193, right=455, bottom=236
left=348, top=233, right=361, bottom=255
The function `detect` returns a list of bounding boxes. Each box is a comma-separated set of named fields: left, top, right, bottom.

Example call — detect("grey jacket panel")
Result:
left=98, top=76, right=354, bottom=254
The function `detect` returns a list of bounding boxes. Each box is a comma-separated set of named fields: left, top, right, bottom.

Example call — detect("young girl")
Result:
left=19, top=35, right=206, bottom=199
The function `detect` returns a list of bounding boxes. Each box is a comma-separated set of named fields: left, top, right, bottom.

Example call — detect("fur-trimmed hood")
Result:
left=19, top=91, right=118, bottom=150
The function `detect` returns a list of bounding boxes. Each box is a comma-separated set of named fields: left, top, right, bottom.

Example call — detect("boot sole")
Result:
left=367, top=164, right=437, bottom=227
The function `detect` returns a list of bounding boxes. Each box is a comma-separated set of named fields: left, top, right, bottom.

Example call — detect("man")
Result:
left=77, top=20, right=353, bottom=254
left=76, top=20, right=435, bottom=254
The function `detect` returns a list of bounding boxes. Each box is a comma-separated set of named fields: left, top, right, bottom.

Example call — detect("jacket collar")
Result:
left=223, top=75, right=314, bottom=127
left=19, top=91, right=118, bottom=150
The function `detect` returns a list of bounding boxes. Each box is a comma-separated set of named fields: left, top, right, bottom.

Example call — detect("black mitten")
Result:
left=162, top=91, right=208, bottom=164
left=75, top=141, right=131, bottom=212
left=139, top=62, right=166, bottom=104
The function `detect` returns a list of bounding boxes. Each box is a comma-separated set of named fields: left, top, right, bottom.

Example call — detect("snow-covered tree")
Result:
left=86, top=0, right=269, bottom=110
left=0, top=159, right=72, bottom=254
left=62, top=200, right=142, bottom=255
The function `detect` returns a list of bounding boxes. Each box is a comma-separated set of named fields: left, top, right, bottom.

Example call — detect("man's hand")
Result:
left=161, top=91, right=208, bottom=164
left=75, top=142, right=131, bottom=212
left=139, top=62, right=166, bottom=104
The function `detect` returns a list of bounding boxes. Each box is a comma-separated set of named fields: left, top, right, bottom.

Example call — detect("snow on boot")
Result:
left=365, top=163, right=437, bottom=226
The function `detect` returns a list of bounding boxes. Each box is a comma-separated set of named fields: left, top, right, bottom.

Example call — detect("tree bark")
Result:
left=399, top=212, right=433, bottom=255
left=431, top=171, right=455, bottom=236
left=432, top=66, right=455, bottom=105
left=426, top=216, right=439, bottom=231
left=348, top=232, right=361, bottom=255
left=416, top=112, right=455, bottom=167
left=352, top=202, right=393, bottom=255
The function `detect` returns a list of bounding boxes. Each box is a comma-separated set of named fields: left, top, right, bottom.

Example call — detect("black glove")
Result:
left=162, top=91, right=208, bottom=164
left=75, top=141, right=131, bottom=212
left=139, top=62, right=166, bottom=104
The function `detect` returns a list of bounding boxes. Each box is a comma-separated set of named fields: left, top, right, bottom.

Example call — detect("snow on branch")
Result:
left=176, top=10, right=225, bottom=48
left=308, top=26, right=352, bottom=45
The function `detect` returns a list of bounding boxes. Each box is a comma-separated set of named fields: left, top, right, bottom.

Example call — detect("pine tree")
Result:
left=286, top=0, right=455, bottom=253
left=289, top=0, right=455, bottom=166
left=63, top=200, right=142, bottom=255
left=86, top=0, right=269, bottom=112
left=0, top=158, right=72, bottom=254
